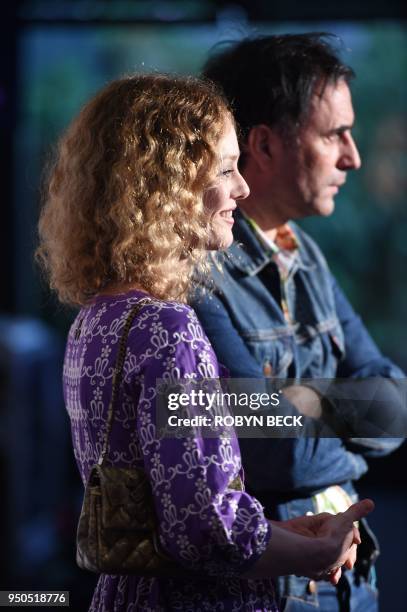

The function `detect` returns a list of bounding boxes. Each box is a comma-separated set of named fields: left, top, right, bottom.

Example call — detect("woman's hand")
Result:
left=276, top=506, right=362, bottom=584
left=277, top=512, right=337, bottom=537
left=242, top=498, right=374, bottom=581
left=306, top=499, right=374, bottom=584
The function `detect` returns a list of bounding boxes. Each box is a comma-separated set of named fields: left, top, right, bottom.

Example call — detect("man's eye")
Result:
left=327, top=129, right=349, bottom=142
left=327, top=133, right=340, bottom=142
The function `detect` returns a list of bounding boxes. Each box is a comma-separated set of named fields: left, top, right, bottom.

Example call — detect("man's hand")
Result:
left=282, top=385, right=323, bottom=418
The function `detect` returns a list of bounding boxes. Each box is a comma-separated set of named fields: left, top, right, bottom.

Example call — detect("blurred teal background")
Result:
left=16, top=19, right=407, bottom=370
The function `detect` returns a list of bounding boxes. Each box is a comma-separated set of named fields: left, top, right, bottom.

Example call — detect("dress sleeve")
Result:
left=134, top=304, right=271, bottom=577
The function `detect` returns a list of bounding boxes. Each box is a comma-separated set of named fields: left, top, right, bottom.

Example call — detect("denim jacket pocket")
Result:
left=243, top=330, right=294, bottom=378
left=295, top=319, right=345, bottom=378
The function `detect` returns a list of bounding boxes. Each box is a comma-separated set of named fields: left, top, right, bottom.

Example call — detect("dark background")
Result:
left=1, top=1, right=406, bottom=610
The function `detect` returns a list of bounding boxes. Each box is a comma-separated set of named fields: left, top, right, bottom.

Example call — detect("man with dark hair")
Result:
left=193, top=33, right=404, bottom=611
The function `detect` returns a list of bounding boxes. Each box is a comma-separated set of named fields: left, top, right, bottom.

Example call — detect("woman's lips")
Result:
left=219, top=210, right=235, bottom=225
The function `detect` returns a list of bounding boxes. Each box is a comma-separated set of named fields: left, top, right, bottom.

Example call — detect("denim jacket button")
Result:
left=307, top=580, right=317, bottom=594
left=263, top=360, right=273, bottom=377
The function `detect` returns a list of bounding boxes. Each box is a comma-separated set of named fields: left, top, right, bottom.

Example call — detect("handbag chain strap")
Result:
left=98, top=298, right=150, bottom=466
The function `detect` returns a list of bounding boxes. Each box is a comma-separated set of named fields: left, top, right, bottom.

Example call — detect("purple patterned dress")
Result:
left=63, top=289, right=278, bottom=611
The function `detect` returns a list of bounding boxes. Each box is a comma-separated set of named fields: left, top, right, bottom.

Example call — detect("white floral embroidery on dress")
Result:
left=64, top=293, right=276, bottom=611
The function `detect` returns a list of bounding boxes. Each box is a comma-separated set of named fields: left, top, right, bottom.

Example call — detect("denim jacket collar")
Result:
left=225, top=209, right=315, bottom=276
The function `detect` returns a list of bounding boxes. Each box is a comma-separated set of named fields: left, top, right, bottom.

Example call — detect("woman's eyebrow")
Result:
left=220, top=153, right=239, bottom=161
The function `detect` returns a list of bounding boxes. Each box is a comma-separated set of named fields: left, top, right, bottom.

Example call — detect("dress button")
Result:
left=307, top=580, right=317, bottom=594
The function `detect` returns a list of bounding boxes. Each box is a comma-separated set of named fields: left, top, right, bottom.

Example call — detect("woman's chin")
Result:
left=206, top=230, right=234, bottom=251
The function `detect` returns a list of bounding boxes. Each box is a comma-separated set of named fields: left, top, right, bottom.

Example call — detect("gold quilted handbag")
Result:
left=76, top=300, right=178, bottom=576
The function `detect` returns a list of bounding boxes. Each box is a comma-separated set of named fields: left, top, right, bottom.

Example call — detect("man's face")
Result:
left=273, top=79, right=361, bottom=219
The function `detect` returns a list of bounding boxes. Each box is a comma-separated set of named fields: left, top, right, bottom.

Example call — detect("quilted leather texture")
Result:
left=76, top=465, right=177, bottom=576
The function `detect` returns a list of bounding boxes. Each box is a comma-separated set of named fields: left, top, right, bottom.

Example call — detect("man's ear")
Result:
left=246, top=124, right=279, bottom=171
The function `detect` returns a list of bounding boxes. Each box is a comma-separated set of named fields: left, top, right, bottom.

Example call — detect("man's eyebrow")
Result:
left=327, top=124, right=354, bottom=135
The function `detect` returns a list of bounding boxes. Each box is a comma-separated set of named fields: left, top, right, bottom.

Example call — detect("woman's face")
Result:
left=204, top=120, right=250, bottom=250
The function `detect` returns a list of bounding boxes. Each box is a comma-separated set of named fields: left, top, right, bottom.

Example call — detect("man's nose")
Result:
left=338, top=134, right=361, bottom=171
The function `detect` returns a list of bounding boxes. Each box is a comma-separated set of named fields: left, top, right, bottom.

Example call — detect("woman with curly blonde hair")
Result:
left=37, top=74, right=373, bottom=611
left=37, top=74, right=228, bottom=305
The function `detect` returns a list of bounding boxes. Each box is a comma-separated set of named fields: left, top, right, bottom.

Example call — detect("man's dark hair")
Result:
left=202, top=33, right=355, bottom=139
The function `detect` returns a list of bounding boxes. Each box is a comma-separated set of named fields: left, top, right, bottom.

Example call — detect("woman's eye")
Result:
left=220, top=169, right=233, bottom=177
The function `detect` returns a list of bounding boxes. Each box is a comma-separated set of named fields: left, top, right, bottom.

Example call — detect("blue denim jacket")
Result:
left=193, top=211, right=404, bottom=603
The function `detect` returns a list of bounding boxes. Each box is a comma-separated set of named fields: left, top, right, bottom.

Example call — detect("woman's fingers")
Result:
left=342, top=499, right=375, bottom=524
left=331, top=499, right=374, bottom=553
left=352, top=525, right=361, bottom=546
left=320, top=499, right=374, bottom=576
left=344, top=543, right=358, bottom=570
left=328, top=567, right=342, bottom=585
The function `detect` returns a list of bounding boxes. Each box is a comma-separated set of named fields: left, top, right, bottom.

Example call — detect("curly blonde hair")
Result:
left=36, top=74, right=231, bottom=305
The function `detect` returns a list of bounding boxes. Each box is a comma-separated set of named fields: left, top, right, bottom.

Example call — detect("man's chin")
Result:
left=313, top=198, right=335, bottom=217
